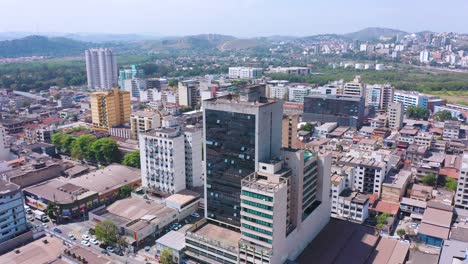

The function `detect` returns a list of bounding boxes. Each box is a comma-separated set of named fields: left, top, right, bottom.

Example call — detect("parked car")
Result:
left=68, top=234, right=76, bottom=240
left=106, top=246, right=114, bottom=253
left=41, top=223, right=48, bottom=228
left=53, top=227, right=62, bottom=234
left=90, top=239, right=99, bottom=245
left=191, top=212, right=200, bottom=218
left=145, top=246, right=151, bottom=252
left=81, top=240, right=90, bottom=247
left=81, top=235, right=90, bottom=241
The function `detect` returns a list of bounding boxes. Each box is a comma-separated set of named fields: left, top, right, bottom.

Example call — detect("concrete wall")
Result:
left=9, top=163, right=62, bottom=188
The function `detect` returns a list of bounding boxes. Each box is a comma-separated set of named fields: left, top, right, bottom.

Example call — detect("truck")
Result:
left=33, top=210, right=48, bottom=222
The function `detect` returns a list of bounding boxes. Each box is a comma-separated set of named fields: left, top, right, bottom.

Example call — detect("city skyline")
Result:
left=1, top=0, right=468, bottom=37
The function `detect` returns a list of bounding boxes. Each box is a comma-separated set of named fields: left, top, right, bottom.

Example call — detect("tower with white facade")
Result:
left=85, top=48, right=118, bottom=90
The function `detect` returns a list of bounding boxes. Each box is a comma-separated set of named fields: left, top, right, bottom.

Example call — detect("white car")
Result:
left=68, top=234, right=76, bottom=240
left=41, top=223, right=48, bottom=228
left=81, top=235, right=90, bottom=241
left=90, top=239, right=99, bottom=245
left=81, top=240, right=90, bottom=247
left=191, top=213, right=200, bottom=218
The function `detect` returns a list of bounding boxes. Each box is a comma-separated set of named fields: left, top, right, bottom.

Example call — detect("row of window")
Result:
left=242, top=191, right=273, bottom=202
left=242, top=208, right=273, bottom=219
left=242, top=232, right=272, bottom=244
left=242, top=200, right=273, bottom=211
left=242, top=223, right=272, bottom=236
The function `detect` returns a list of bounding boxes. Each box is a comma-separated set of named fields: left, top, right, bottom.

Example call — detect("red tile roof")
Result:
left=372, top=200, right=400, bottom=215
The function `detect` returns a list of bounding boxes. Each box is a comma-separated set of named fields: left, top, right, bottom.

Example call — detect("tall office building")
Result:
left=178, top=80, right=198, bottom=109
left=203, top=85, right=283, bottom=226
left=303, top=94, right=365, bottom=128
left=388, top=102, right=404, bottom=130
left=85, top=48, right=118, bottom=90
left=282, top=114, right=299, bottom=149
left=140, top=127, right=186, bottom=194
left=0, top=180, right=28, bottom=244
left=90, top=88, right=131, bottom=131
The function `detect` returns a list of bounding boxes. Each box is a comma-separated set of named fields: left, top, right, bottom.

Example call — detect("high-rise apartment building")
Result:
left=0, top=180, right=28, bottom=244
left=90, top=88, right=131, bottom=131
left=118, top=65, right=144, bottom=89
left=203, top=85, right=282, bottom=226
left=85, top=48, right=118, bottom=90
left=282, top=114, right=299, bottom=149
left=388, top=102, right=404, bottom=130
left=140, top=127, right=186, bottom=194
left=393, top=91, right=428, bottom=110
left=178, top=80, right=198, bottom=109
left=343, top=76, right=365, bottom=97
left=303, top=94, right=365, bottom=128
left=130, top=111, right=161, bottom=140
left=183, top=126, right=203, bottom=189
left=365, top=84, right=394, bottom=111
left=124, top=78, right=147, bottom=100
left=455, top=153, right=468, bottom=210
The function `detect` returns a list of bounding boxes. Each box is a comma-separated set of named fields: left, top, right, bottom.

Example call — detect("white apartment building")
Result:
left=0, top=180, right=28, bottom=244
left=268, top=67, right=310, bottom=76
left=140, top=128, right=186, bottom=194
left=314, top=122, right=338, bottom=138
left=228, top=67, right=263, bottom=79
left=393, top=91, right=428, bottom=110
left=331, top=173, right=369, bottom=224
left=365, top=84, right=394, bottom=110
left=288, top=85, right=316, bottom=102
left=124, top=78, right=147, bottom=100
left=420, top=50, right=430, bottom=63
left=267, top=85, right=289, bottom=100
left=455, top=153, right=468, bottom=210
left=85, top=48, right=118, bottom=90
left=178, top=80, right=198, bottom=108
left=415, top=132, right=433, bottom=147
left=337, top=157, right=387, bottom=195
left=130, top=111, right=161, bottom=140
left=183, top=127, right=203, bottom=189
left=388, top=102, right=404, bottom=130
left=443, top=122, right=460, bottom=140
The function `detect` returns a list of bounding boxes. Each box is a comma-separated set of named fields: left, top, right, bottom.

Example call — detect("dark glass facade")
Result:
left=303, top=95, right=365, bottom=128
left=205, top=109, right=256, bottom=226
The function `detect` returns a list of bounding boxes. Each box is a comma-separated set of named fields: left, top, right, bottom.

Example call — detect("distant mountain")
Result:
left=62, top=33, right=163, bottom=43
left=343, top=27, right=409, bottom=41
left=218, top=39, right=265, bottom=51
left=140, top=34, right=238, bottom=51
left=0, top=35, right=91, bottom=58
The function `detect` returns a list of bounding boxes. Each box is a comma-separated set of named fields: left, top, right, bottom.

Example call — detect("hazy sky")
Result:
left=1, top=0, right=467, bottom=37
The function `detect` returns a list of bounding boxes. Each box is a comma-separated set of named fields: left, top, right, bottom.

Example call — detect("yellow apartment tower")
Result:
left=90, top=88, right=131, bottom=130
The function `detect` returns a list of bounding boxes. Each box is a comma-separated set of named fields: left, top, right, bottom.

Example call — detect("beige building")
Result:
left=130, top=110, right=161, bottom=140
left=387, top=102, right=404, bottom=130
left=282, top=114, right=299, bottom=148
left=90, top=88, right=131, bottom=130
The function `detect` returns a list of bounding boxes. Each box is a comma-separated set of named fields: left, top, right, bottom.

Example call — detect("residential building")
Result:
left=0, top=125, right=9, bottom=160
left=0, top=180, right=28, bottom=244
left=282, top=114, right=299, bottom=149
left=443, top=121, right=460, bottom=140
left=288, top=85, right=314, bottom=102
left=268, top=66, right=310, bottom=76
left=90, top=88, right=131, bottom=131
left=267, top=85, right=289, bottom=100
left=455, top=153, right=468, bottom=210
left=183, top=126, right=203, bottom=189
left=178, top=80, right=198, bottom=109
left=393, top=91, right=428, bottom=110
left=331, top=187, right=369, bottom=223
left=124, top=78, right=147, bottom=100
left=155, top=231, right=186, bottom=264
left=418, top=202, right=453, bottom=247
left=414, top=132, right=433, bottom=147
left=314, top=122, right=338, bottom=138
left=303, top=94, right=365, bottom=128
left=387, top=102, right=404, bottom=130
left=381, top=170, right=411, bottom=203
left=343, top=76, right=365, bottom=97
left=85, top=48, right=118, bottom=90
left=228, top=67, right=263, bottom=79
left=118, top=65, right=144, bottom=89
left=337, top=157, right=387, bottom=195
left=139, top=127, right=186, bottom=195
left=130, top=111, right=161, bottom=140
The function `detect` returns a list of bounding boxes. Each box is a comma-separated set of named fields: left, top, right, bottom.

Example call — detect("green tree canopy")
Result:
left=160, top=248, right=174, bottom=264
left=300, top=123, right=314, bottom=132
left=94, top=220, right=119, bottom=245
left=168, top=79, right=178, bottom=87
left=122, top=150, right=140, bottom=168
left=376, top=212, right=390, bottom=229
left=433, top=110, right=455, bottom=122
left=445, top=177, right=458, bottom=191
left=406, top=106, right=430, bottom=120
left=396, top=228, right=406, bottom=237
left=90, top=137, right=120, bottom=163
left=71, top=134, right=97, bottom=160
left=119, top=185, right=132, bottom=198
left=422, top=173, right=437, bottom=186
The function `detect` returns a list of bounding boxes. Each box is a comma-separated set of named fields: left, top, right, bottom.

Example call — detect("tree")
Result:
left=71, top=135, right=96, bottom=160
left=46, top=202, right=58, bottom=219
left=90, top=137, right=121, bottom=163
left=51, top=132, right=63, bottom=150
left=61, top=134, right=76, bottom=154
left=122, top=150, right=140, bottom=168
left=119, top=185, right=132, bottom=198
left=160, top=248, right=174, bottom=264
left=445, top=177, right=458, bottom=191
left=300, top=123, right=314, bottom=132
left=180, top=106, right=193, bottom=113
left=94, top=220, right=119, bottom=245
left=433, top=110, right=455, bottom=122
left=396, top=228, right=406, bottom=238
left=168, top=79, right=178, bottom=87
left=376, top=213, right=390, bottom=229
left=422, top=173, right=437, bottom=186
left=406, top=106, right=429, bottom=120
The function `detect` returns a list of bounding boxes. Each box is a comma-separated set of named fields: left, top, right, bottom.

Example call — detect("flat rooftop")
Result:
left=104, top=197, right=176, bottom=222
left=0, top=179, right=19, bottom=193
left=156, top=230, right=186, bottom=251
left=0, top=237, right=65, bottom=264
left=296, top=219, right=379, bottom=264
left=165, top=189, right=200, bottom=206
left=24, top=179, right=97, bottom=205
left=193, top=222, right=241, bottom=248
left=365, top=237, right=409, bottom=264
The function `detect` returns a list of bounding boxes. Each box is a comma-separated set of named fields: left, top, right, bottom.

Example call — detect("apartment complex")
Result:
left=455, top=153, right=468, bottom=210
left=85, top=48, right=118, bottom=90
left=228, top=67, right=263, bottom=79
left=118, top=64, right=144, bottom=89
left=388, top=102, right=404, bottom=130
left=0, top=180, right=28, bottom=244
left=282, top=114, right=299, bottom=149
left=365, top=84, right=394, bottom=110
left=393, top=90, right=428, bottom=110
left=90, top=88, right=131, bottom=131
left=130, top=111, right=161, bottom=140
left=343, top=76, right=365, bottom=97
left=139, top=128, right=186, bottom=194
left=178, top=80, right=198, bottom=109
left=183, top=126, right=203, bottom=189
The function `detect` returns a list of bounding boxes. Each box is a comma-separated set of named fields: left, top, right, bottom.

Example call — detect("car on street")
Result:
left=68, top=234, right=76, bottom=240
left=41, top=223, right=48, bottom=228
left=106, top=246, right=114, bottom=253
left=191, top=212, right=200, bottom=218
left=145, top=246, right=151, bottom=252
left=81, top=240, right=90, bottom=247
left=53, top=227, right=62, bottom=233
left=81, top=235, right=90, bottom=241
left=90, top=239, right=99, bottom=245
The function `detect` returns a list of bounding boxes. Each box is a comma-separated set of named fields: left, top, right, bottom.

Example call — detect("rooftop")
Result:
left=0, top=179, right=19, bottom=193
left=422, top=207, right=453, bottom=228
left=165, top=189, right=200, bottom=206
left=24, top=179, right=97, bottom=205
left=191, top=222, right=241, bottom=249
left=0, top=237, right=65, bottom=264
left=156, top=230, right=186, bottom=251
left=365, top=237, right=409, bottom=264
left=131, top=110, right=159, bottom=118
left=439, top=239, right=468, bottom=264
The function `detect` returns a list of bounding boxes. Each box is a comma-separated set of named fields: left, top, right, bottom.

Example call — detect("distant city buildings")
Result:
left=85, top=48, right=118, bottom=90
left=228, top=67, right=263, bottom=79
left=393, top=90, right=428, bottom=110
